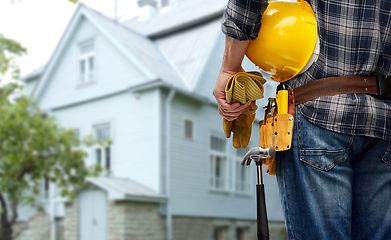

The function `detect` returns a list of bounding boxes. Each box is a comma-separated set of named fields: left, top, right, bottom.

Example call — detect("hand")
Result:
left=213, top=67, right=256, bottom=121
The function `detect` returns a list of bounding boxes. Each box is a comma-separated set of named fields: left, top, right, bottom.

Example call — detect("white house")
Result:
left=18, top=0, right=285, bottom=240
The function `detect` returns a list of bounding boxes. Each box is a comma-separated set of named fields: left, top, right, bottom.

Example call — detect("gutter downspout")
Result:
left=50, top=183, right=56, bottom=240
left=165, top=89, right=175, bottom=240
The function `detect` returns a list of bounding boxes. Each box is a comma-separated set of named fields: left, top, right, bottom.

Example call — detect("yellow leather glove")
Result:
left=223, top=72, right=266, bottom=148
left=224, top=105, right=258, bottom=148
left=225, top=72, right=266, bottom=105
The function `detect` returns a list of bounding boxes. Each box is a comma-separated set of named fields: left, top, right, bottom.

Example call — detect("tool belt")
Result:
left=261, top=75, right=391, bottom=175
left=293, top=75, right=391, bottom=105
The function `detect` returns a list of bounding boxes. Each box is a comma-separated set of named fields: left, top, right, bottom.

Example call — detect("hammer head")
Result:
left=241, top=147, right=276, bottom=166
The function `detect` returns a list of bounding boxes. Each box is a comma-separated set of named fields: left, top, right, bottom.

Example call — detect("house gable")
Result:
left=33, top=3, right=182, bottom=110
left=38, top=15, right=148, bottom=110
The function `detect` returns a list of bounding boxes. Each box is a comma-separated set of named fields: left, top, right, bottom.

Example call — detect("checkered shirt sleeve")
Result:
left=221, top=0, right=268, bottom=41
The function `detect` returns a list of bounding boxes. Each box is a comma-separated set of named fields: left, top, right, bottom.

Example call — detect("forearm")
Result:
left=221, top=36, right=250, bottom=74
left=213, top=36, right=251, bottom=120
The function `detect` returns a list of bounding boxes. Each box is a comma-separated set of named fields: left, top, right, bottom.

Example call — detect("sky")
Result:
left=0, top=0, right=140, bottom=81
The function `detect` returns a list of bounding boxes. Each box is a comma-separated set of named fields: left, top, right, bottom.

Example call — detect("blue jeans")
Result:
left=276, top=107, right=391, bottom=240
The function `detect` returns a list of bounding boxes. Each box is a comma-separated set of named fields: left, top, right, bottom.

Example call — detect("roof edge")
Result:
left=148, top=10, right=224, bottom=39
left=87, top=177, right=166, bottom=203
left=44, top=80, right=217, bottom=112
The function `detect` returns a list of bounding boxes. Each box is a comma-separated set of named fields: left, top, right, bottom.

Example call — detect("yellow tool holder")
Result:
left=260, top=86, right=295, bottom=175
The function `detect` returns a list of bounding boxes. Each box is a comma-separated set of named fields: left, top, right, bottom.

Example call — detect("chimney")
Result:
left=137, top=0, right=158, bottom=20
left=161, top=0, right=169, bottom=8
left=137, top=0, right=158, bottom=8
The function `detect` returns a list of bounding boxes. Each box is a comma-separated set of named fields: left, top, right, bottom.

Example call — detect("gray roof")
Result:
left=84, top=1, right=225, bottom=100
left=154, top=18, right=222, bottom=93
left=88, top=177, right=166, bottom=202
left=83, top=4, right=188, bottom=91
left=20, top=65, right=45, bottom=82
left=122, top=0, right=227, bottom=38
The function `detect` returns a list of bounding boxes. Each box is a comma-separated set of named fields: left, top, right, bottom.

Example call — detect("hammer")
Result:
left=242, top=147, right=276, bottom=240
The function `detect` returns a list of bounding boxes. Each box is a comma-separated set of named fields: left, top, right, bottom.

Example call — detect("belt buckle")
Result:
left=376, top=75, right=391, bottom=98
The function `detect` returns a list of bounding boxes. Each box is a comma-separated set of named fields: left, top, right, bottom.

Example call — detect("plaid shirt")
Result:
left=222, top=0, right=391, bottom=141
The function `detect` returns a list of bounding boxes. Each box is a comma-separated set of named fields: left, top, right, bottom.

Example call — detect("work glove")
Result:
left=224, top=104, right=258, bottom=148
left=223, top=72, right=266, bottom=148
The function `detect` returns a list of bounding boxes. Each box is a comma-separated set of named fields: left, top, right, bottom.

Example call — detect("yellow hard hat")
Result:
left=246, top=0, right=319, bottom=82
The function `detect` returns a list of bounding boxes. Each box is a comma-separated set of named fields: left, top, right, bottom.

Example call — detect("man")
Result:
left=213, top=0, right=391, bottom=239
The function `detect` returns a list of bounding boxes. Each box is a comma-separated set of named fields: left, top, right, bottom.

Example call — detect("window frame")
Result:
left=236, top=228, right=247, bottom=240
left=183, top=118, right=194, bottom=140
left=93, top=123, right=111, bottom=171
left=73, top=128, right=80, bottom=140
left=234, top=148, right=252, bottom=194
left=209, top=135, right=228, bottom=191
left=42, top=177, right=50, bottom=199
left=213, top=227, right=228, bottom=240
left=77, top=39, right=96, bottom=85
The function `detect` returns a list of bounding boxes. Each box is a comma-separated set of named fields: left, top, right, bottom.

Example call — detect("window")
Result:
left=42, top=177, right=50, bottom=199
left=210, top=136, right=227, bottom=190
left=236, top=228, right=246, bottom=240
left=73, top=128, right=80, bottom=139
left=184, top=119, right=194, bottom=139
left=214, top=227, right=227, bottom=240
left=79, top=41, right=95, bottom=83
left=235, top=148, right=251, bottom=193
left=94, top=124, right=111, bottom=170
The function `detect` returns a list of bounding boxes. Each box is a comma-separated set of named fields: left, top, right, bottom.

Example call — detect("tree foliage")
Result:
left=0, top=34, right=27, bottom=82
left=0, top=85, right=102, bottom=201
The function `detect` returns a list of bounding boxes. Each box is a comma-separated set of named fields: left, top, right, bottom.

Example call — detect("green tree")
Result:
left=0, top=84, right=103, bottom=240
left=0, top=29, right=102, bottom=240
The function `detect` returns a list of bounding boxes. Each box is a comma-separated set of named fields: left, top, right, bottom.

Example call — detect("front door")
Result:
left=79, top=188, right=107, bottom=240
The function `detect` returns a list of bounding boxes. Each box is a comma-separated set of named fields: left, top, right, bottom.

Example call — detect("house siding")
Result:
left=168, top=94, right=255, bottom=219
left=22, top=78, right=39, bottom=97
left=167, top=93, right=284, bottom=221
left=52, top=89, right=161, bottom=192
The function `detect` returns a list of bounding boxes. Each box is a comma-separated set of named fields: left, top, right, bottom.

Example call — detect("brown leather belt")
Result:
left=290, top=75, right=391, bottom=105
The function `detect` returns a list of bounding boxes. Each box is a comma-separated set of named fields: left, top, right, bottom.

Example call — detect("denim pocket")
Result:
left=298, top=111, right=352, bottom=172
left=382, top=143, right=391, bottom=167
